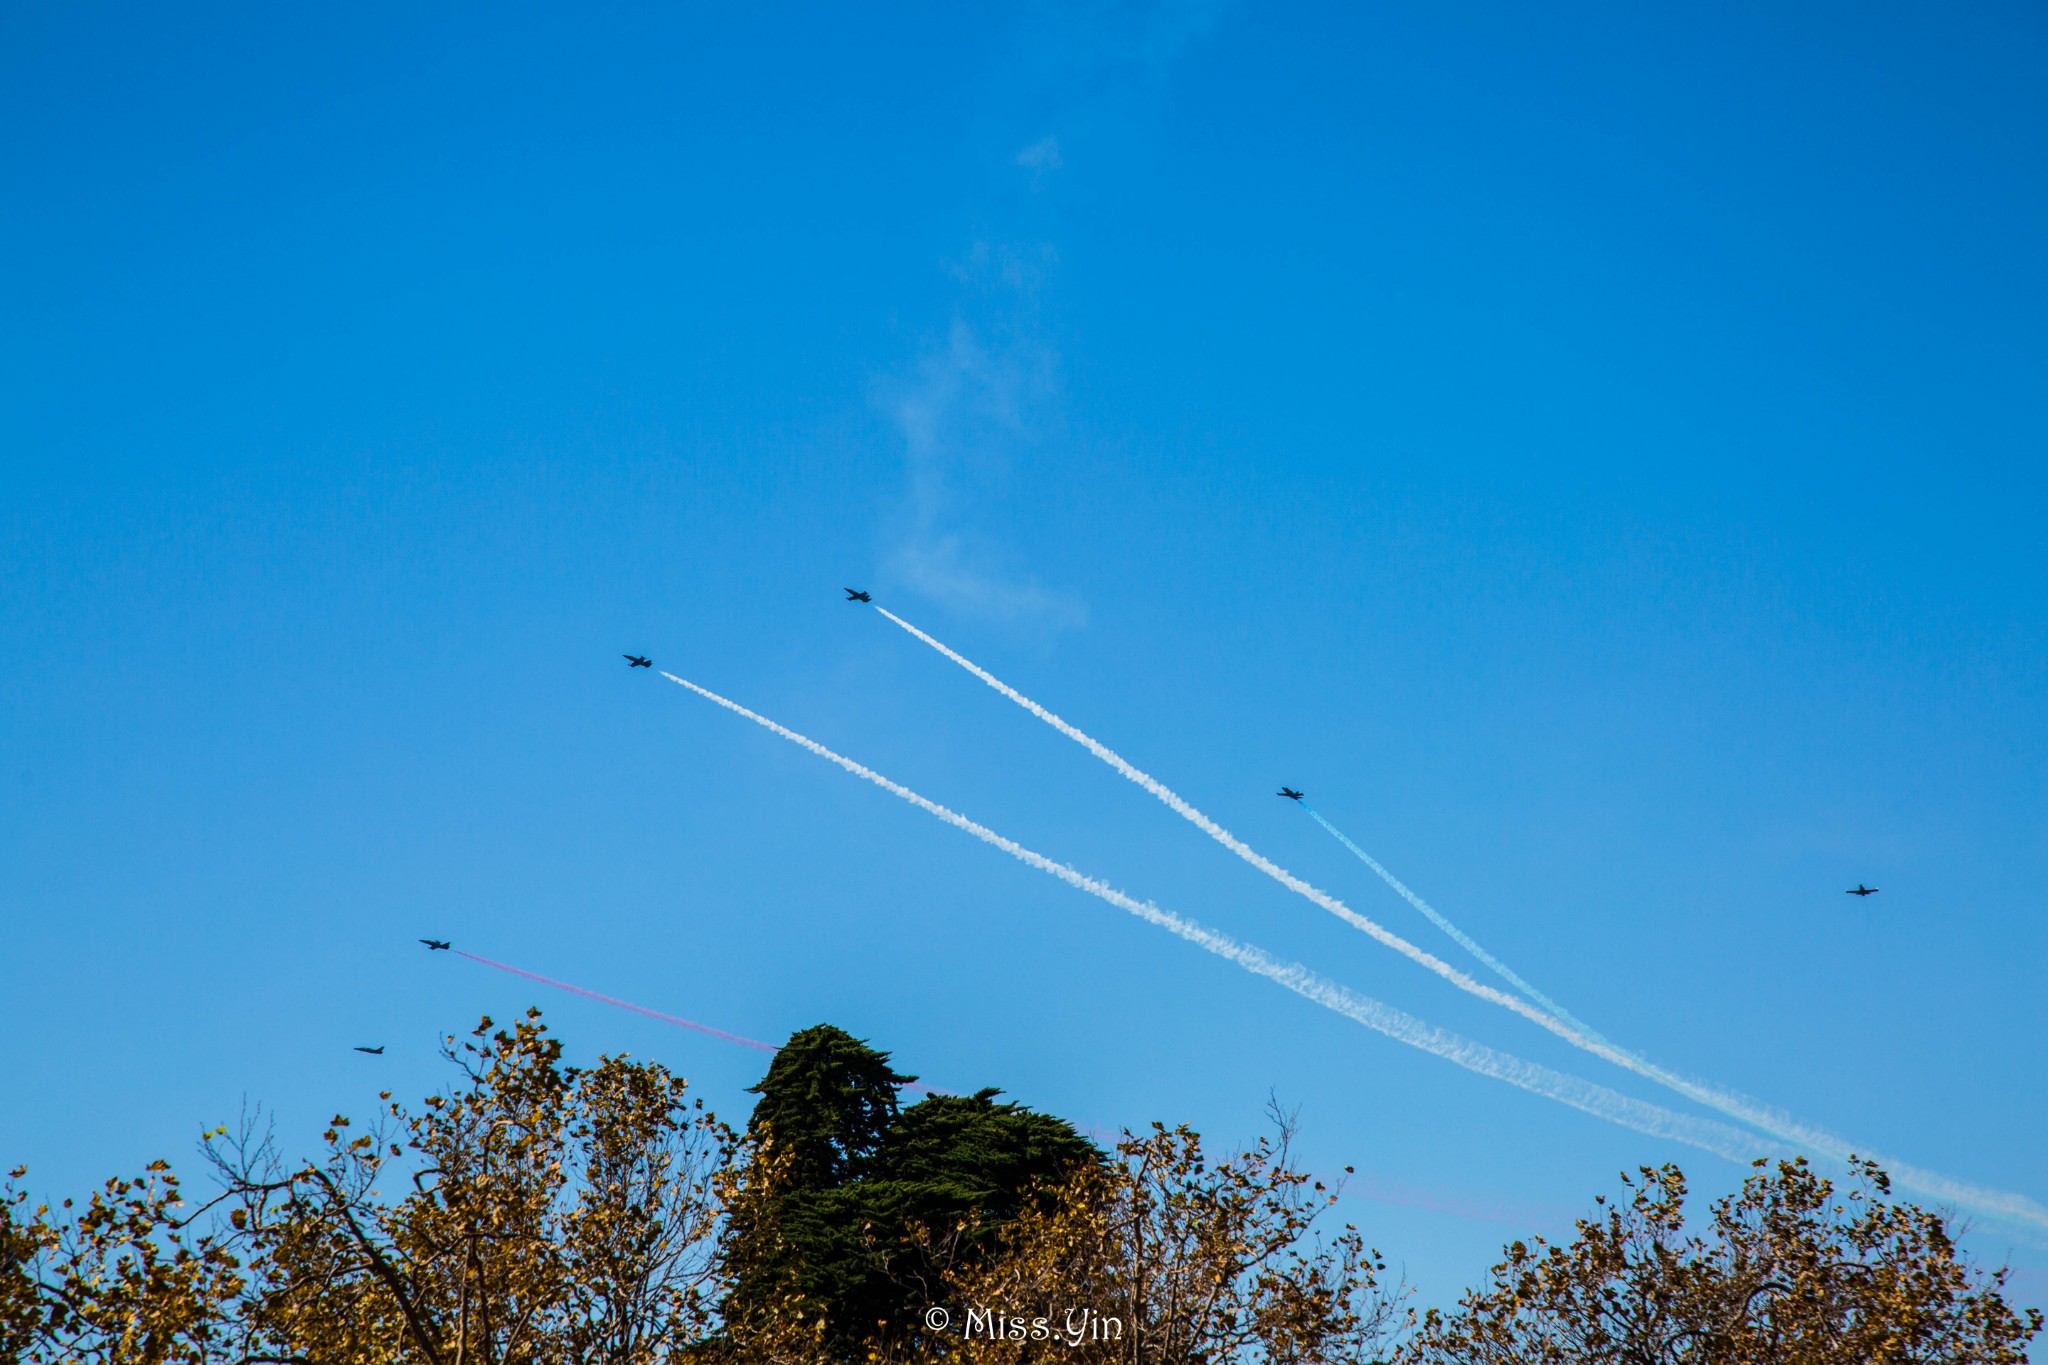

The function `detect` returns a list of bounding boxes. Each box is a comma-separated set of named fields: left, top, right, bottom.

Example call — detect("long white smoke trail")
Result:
left=867, top=612, right=2048, bottom=1237
left=872, top=609, right=1626, bottom=1050
left=660, top=670, right=1777, bottom=1165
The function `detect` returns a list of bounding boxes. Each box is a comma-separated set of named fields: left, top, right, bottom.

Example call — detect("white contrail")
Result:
left=872, top=609, right=1622, bottom=1048
left=660, top=671, right=1775, bottom=1165
left=866, top=613, right=2048, bottom=1236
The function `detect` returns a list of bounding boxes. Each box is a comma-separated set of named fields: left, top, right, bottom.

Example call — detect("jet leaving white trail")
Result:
left=660, top=670, right=1779, bottom=1164
left=866, top=612, right=2048, bottom=1237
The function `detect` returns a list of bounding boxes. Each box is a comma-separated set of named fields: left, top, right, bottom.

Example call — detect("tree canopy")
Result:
left=720, top=1026, right=1097, bottom=1360
left=931, top=1117, right=1403, bottom=1365
left=5, top=1016, right=2038, bottom=1365
left=1402, top=1157, right=2042, bottom=1365
left=6, top=1009, right=733, bottom=1365
left=744, top=1026, right=916, bottom=1190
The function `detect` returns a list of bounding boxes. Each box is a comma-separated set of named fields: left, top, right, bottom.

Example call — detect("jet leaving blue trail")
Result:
left=1300, top=804, right=1601, bottom=1041
left=1297, top=802, right=1704, bottom=1147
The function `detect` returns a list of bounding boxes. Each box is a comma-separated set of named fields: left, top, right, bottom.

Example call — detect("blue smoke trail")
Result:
left=1301, top=804, right=1599, bottom=1038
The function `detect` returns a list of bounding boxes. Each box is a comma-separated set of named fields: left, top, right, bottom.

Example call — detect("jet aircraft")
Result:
left=624, top=654, right=652, bottom=668
left=420, top=939, right=450, bottom=951
left=1846, top=884, right=1880, bottom=897
left=354, top=1046, right=385, bottom=1055
left=845, top=588, right=872, bottom=602
left=1277, top=787, right=1305, bottom=801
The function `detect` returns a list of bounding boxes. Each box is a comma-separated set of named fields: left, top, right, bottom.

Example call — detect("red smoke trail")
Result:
left=453, top=949, right=939, bottom=1094
left=454, top=950, right=779, bottom=1053
left=457, top=949, right=1560, bottom=1230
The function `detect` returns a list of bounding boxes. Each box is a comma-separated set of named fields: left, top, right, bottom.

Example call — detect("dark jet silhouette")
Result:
left=1847, top=884, right=1880, bottom=897
left=354, top=1046, right=385, bottom=1055
left=420, top=938, right=451, bottom=951
left=1277, top=787, right=1305, bottom=801
left=845, top=588, right=872, bottom=602
left=624, top=654, right=652, bottom=668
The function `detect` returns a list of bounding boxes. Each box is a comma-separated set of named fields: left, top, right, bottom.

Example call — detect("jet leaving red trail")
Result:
left=454, top=950, right=780, bottom=1053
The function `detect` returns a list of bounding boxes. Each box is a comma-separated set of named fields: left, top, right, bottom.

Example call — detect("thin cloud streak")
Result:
left=881, top=310, right=1082, bottom=628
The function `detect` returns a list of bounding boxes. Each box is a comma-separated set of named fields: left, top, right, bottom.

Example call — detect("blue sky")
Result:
left=4, top=0, right=2045, bottom=1310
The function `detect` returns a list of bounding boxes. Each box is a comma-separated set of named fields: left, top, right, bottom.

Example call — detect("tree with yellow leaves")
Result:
left=921, top=1110, right=1405, bottom=1365
left=14, top=1016, right=2037, bottom=1365
left=4, top=1008, right=735, bottom=1365
left=2, top=1156, right=245, bottom=1364
left=1402, top=1156, right=2040, bottom=1365
left=207, top=1008, right=735, bottom=1364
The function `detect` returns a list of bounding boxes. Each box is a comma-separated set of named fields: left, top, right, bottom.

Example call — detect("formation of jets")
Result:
left=624, top=599, right=1887, bottom=917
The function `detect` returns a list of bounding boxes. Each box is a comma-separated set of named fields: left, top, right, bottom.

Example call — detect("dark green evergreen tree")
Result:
left=859, top=1086, right=1105, bottom=1304
left=746, top=1024, right=914, bottom=1187
left=720, top=1026, right=1097, bottom=1360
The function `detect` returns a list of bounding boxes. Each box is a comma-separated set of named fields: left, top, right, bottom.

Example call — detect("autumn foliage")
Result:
left=926, top=1118, right=1401, bottom=1365
left=4, top=1012, right=2038, bottom=1364
left=1403, top=1158, right=2042, bottom=1365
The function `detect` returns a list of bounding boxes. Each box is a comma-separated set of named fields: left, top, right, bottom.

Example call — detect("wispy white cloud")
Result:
left=879, top=304, right=1085, bottom=629
left=891, top=533, right=1085, bottom=626
left=1015, top=134, right=1063, bottom=187
left=943, top=239, right=1060, bottom=296
left=870, top=0, right=1237, bottom=629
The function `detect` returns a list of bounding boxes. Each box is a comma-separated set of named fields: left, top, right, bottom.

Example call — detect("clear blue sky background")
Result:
left=5, top=0, right=2045, bottom=1312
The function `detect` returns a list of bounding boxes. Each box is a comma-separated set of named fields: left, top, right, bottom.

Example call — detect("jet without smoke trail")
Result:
left=867, top=608, right=2048, bottom=1238
left=658, top=669, right=1784, bottom=1166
